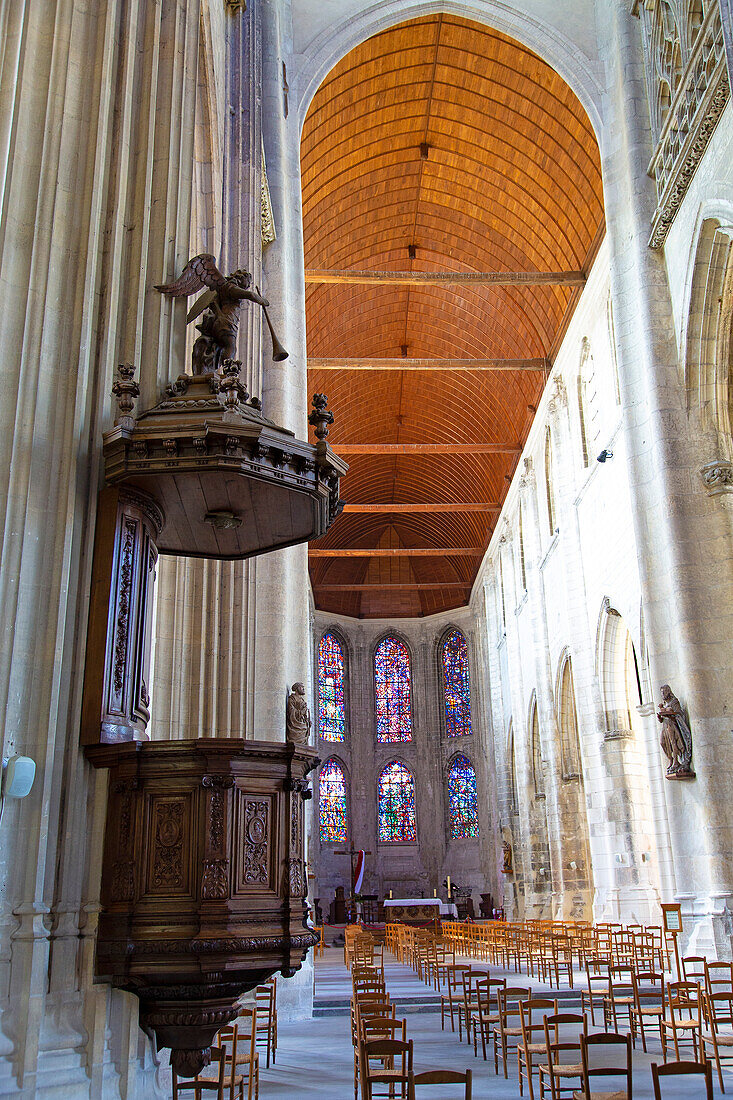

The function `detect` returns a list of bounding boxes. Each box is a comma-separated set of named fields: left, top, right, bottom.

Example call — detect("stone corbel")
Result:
left=700, top=459, right=733, bottom=495
left=518, top=456, right=535, bottom=491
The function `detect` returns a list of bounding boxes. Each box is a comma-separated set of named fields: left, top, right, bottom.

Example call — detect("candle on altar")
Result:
left=433, top=889, right=437, bottom=897
left=447, top=876, right=451, bottom=897
left=389, top=890, right=393, bottom=899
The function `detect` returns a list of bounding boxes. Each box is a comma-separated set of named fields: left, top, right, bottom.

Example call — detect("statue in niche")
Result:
left=502, top=839, right=513, bottom=874
left=286, top=682, right=311, bottom=745
left=657, top=683, right=695, bottom=779
left=155, top=253, right=287, bottom=374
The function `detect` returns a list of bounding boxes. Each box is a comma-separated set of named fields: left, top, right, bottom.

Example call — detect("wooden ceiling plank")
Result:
left=332, top=443, right=521, bottom=454
left=341, top=502, right=499, bottom=512
left=310, top=357, right=548, bottom=370
left=305, top=269, right=585, bottom=286
left=316, top=582, right=473, bottom=590
left=310, top=547, right=482, bottom=557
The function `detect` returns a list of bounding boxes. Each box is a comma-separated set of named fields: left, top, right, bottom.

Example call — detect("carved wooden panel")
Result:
left=143, top=793, right=193, bottom=897
left=233, top=788, right=276, bottom=894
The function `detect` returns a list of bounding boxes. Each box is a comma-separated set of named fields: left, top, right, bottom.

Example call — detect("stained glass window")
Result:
left=318, top=632, right=346, bottom=741
left=374, top=636, right=412, bottom=742
left=378, top=761, right=416, bottom=843
left=442, top=629, right=472, bottom=737
left=319, top=758, right=348, bottom=843
left=448, top=755, right=479, bottom=839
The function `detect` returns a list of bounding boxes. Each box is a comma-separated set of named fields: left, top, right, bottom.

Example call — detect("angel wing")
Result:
left=154, top=253, right=229, bottom=297
left=187, top=289, right=217, bottom=324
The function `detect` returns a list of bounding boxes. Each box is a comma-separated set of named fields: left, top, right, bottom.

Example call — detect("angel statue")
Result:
left=155, top=253, right=287, bottom=374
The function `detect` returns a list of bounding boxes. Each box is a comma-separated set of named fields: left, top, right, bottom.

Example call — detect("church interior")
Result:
left=1, top=0, right=733, bottom=1096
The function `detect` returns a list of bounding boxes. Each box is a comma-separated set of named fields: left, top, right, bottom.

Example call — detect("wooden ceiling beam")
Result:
left=309, top=547, right=482, bottom=557
left=305, top=269, right=585, bottom=287
left=316, top=582, right=473, bottom=590
left=340, top=502, right=499, bottom=513
left=332, top=443, right=520, bottom=455
left=309, top=357, right=548, bottom=371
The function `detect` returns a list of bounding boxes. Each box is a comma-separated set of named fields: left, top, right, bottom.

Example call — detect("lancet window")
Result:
left=318, top=631, right=346, bottom=741
left=441, top=629, right=472, bottom=737
left=374, top=636, right=412, bottom=742
left=378, top=761, right=417, bottom=843
left=545, top=428, right=557, bottom=534
left=319, top=758, right=348, bottom=843
left=447, top=755, right=479, bottom=838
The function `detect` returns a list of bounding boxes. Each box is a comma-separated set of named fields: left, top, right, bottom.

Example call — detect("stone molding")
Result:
left=700, top=459, right=733, bottom=495
left=261, top=147, right=276, bottom=246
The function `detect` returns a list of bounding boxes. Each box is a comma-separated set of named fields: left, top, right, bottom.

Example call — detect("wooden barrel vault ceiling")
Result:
left=302, top=14, right=604, bottom=619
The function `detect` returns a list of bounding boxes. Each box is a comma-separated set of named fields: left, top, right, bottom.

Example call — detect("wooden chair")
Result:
left=629, top=969, right=665, bottom=1052
left=461, top=968, right=488, bottom=1048
left=518, top=998, right=557, bottom=1100
left=220, top=1009, right=259, bottom=1100
left=440, top=964, right=470, bottom=1036
left=706, top=960, right=733, bottom=997
left=314, top=925, right=326, bottom=958
left=410, top=1069, right=472, bottom=1099
left=254, top=979, right=277, bottom=1067
left=472, top=977, right=506, bottom=1061
left=700, top=990, right=733, bottom=1092
left=538, top=1011, right=587, bottom=1100
left=356, top=1016, right=407, bottom=1100
left=651, top=1059, right=713, bottom=1100
left=660, top=981, right=703, bottom=1062
left=493, top=985, right=531, bottom=1078
left=603, top=966, right=635, bottom=1033
left=582, top=960, right=610, bottom=1027
left=572, top=1031, right=631, bottom=1100
left=359, top=1037, right=413, bottom=1100
left=682, top=956, right=708, bottom=986
left=172, top=1040, right=246, bottom=1100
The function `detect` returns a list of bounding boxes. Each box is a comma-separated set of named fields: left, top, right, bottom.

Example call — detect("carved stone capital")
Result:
left=518, top=456, right=535, bottom=490
left=700, top=459, right=733, bottom=495
left=547, top=376, right=567, bottom=417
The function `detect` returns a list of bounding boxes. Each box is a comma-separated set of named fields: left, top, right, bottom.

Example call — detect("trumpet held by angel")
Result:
left=155, top=253, right=288, bottom=373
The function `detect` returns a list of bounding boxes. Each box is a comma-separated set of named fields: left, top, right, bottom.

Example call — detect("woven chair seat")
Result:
left=551, top=1063, right=583, bottom=1076
left=702, top=1028, right=733, bottom=1044
left=572, top=1090, right=628, bottom=1100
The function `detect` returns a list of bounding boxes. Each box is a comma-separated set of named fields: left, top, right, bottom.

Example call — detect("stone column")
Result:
left=151, top=0, right=262, bottom=743
left=601, top=0, right=733, bottom=952
left=251, top=0, right=311, bottom=749
left=0, top=0, right=204, bottom=1092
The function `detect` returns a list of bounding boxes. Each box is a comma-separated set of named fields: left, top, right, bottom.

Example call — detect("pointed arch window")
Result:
left=441, top=629, right=472, bottom=737
left=559, top=655, right=582, bottom=780
left=448, top=755, right=479, bottom=838
left=518, top=506, right=527, bottom=591
left=545, top=428, right=557, bottom=534
left=319, top=758, right=348, bottom=843
left=318, top=631, right=346, bottom=741
left=374, top=636, right=412, bottom=742
left=378, top=761, right=416, bottom=842
left=530, top=697, right=545, bottom=799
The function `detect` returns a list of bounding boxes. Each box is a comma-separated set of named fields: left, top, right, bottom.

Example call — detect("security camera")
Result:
left=597, top=449, right=613, bottom=463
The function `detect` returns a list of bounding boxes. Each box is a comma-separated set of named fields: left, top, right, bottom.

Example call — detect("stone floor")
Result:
left=250, top=948, right=729, bottom=1098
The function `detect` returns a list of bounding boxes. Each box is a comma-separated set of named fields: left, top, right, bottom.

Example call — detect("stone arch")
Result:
left=544, top=428, right=557, bottom=535
left=526, top=691, right=552, bottom=915
left=684, top=215, right=733, bottom=472
left=555, top=649, right=582, bottom=780
left=577, top=337, right=592, bottom=467
left=294, top=1, right=604, bottom=139
left=596, top=601, right=644, bottom=737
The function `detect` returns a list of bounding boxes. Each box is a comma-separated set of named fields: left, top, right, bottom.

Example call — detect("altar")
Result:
left=383, top=897, right=458, bottom=921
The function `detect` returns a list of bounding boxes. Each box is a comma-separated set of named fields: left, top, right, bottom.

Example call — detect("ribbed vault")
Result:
left=302, top=14, right=604, bottom=617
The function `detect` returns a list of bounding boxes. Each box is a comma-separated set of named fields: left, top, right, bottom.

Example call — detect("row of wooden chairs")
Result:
left=351, top=963, right=472, bottom=1098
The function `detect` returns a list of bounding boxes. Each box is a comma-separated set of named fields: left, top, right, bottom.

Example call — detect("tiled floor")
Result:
left=251, top=948, right=728, bottom=1098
